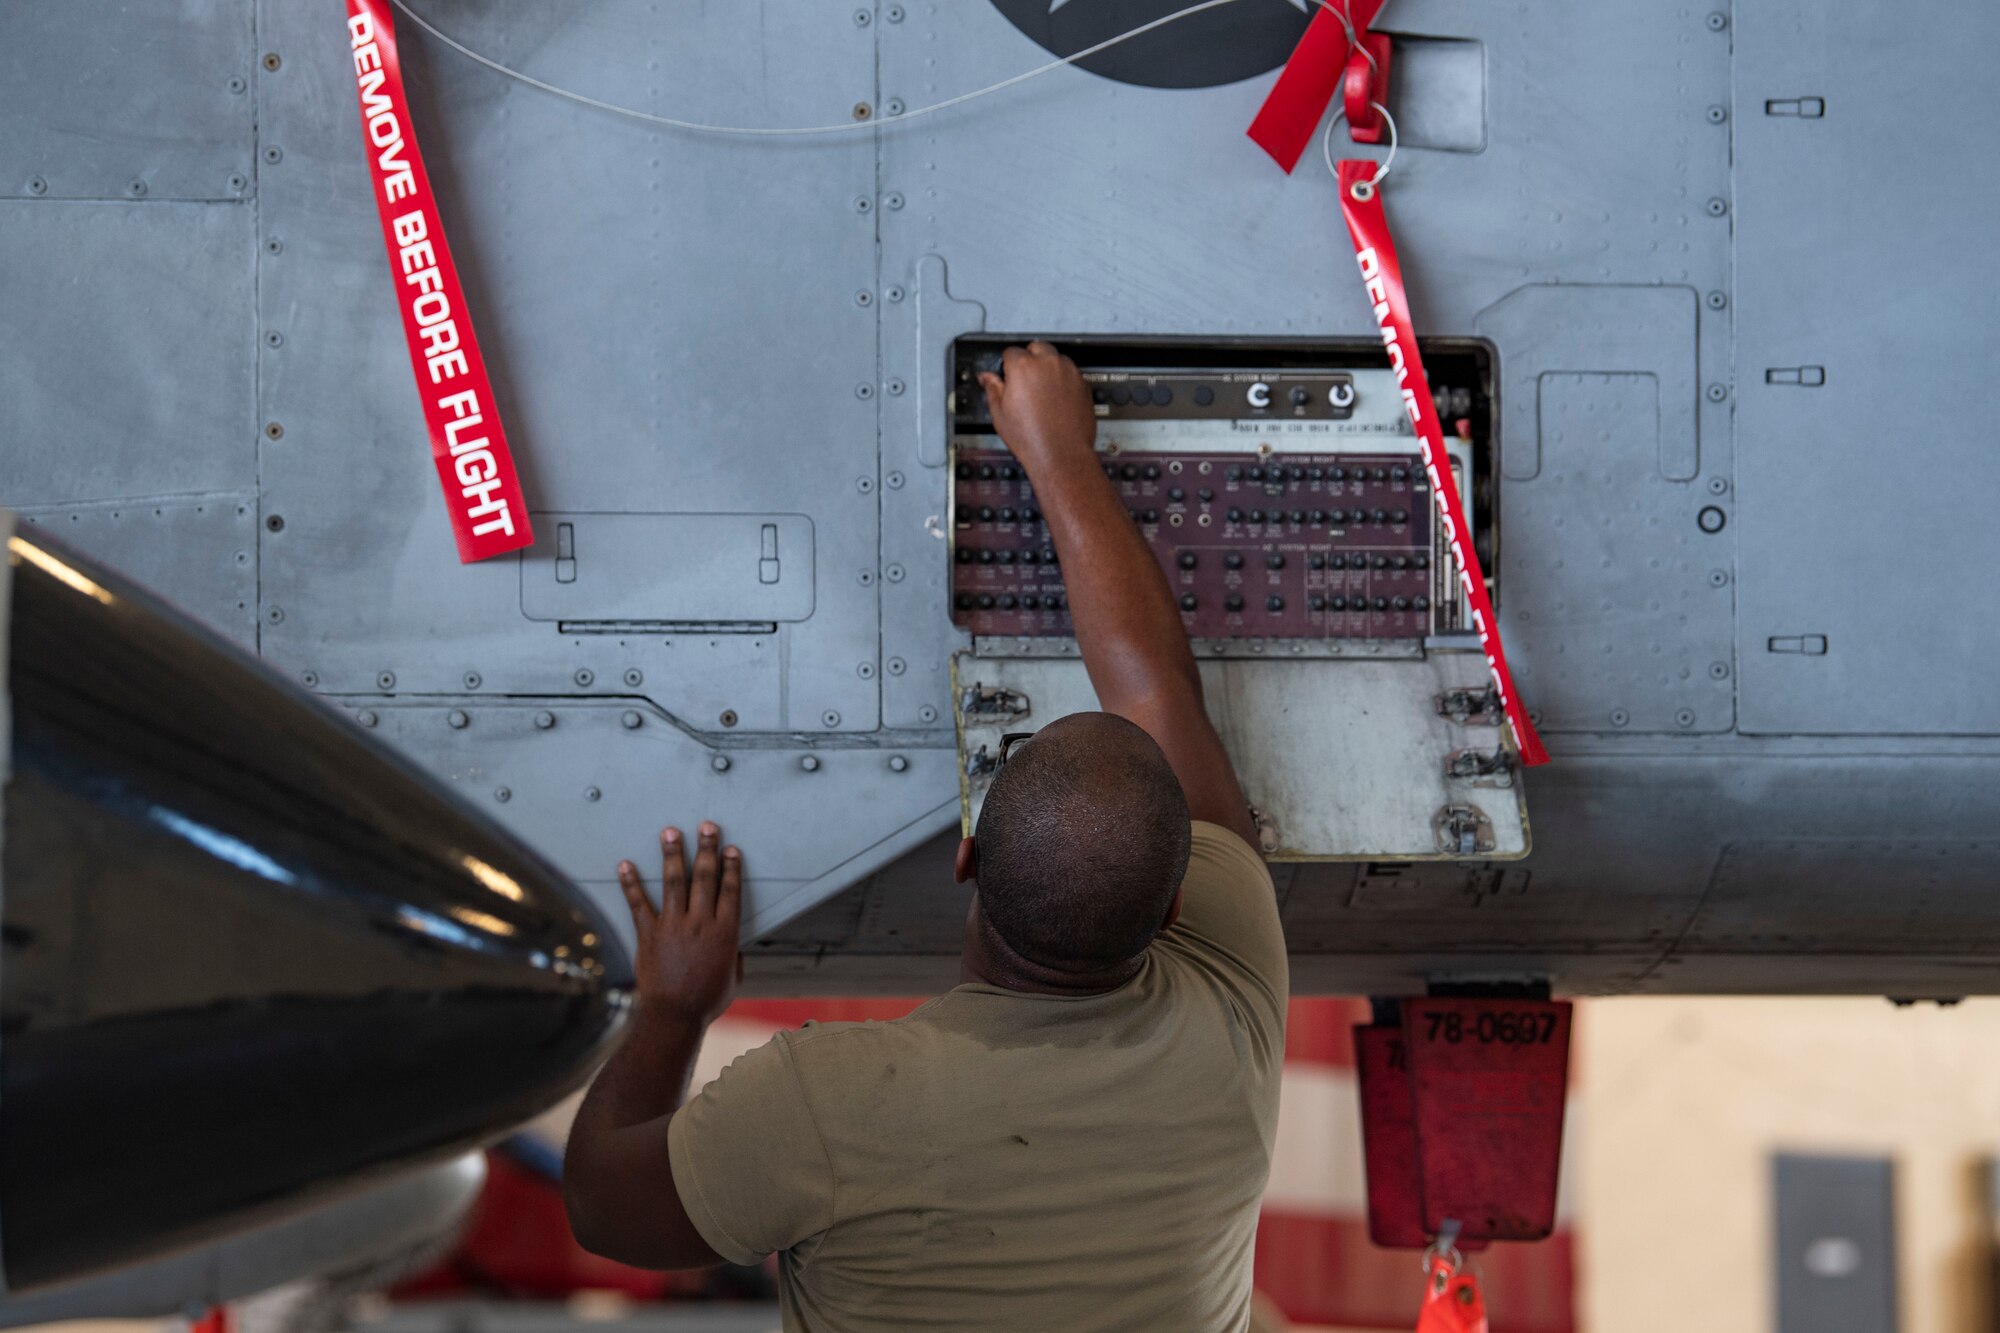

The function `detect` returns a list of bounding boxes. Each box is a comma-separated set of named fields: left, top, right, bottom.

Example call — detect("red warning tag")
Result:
left=1402, top=998, right=1571, bottom=1239
left=344, top=0, right=534, bottom=563
left=1356, top=1024, right=1427, bottom=1248
left=1335, top=162, right=1548, bottom=764
left=1247, top=0, right=1389, bottom=172
left=1415, top=1253, right=1490, bottom=1333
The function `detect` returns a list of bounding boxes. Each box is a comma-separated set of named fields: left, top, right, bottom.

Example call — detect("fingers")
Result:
left=718, top=844, right=744, bottom=925
left=659, top=826, right=689, bottom=915
left=689, top=821, right=722, bottom=915
left=977, top=371, right=1003, bottom=413
left=616, top=859, right=654, bottom=932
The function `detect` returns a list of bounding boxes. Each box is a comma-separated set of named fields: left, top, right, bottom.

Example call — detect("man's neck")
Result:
left=959, top=908, right=1144, bottom=996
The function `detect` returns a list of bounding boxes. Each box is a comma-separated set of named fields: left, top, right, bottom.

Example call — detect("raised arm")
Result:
left=979, top=343, right=1259, bottom=849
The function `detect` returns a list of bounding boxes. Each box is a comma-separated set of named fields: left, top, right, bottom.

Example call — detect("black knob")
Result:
left=1168, top=486, right=1185, bottom=502
left=1143, top=464, right=1161, bottom=480
left=1110, top=386, right=1131, bottom=406
left=978, top=464, right=996, bottom=480
left=1225, top=594, right=1244, bottom=612
left=1226, top=466, right=1243, bottom=481
left=955, top=593, right=973, bottom=610
left=1267, top=595, right=1286, bottom=612
left=1193, top=385, right=1215, bottom=406
left=956, top=462, right=972, bottom=480
left=978, top=549, right=996, bottom=564
left=1372, top=467, right=1389, bottom=481
left=1413, top=553, right=1430, bottom=569
left=1371, top=508, right=1389, bottom=524
left=1288, top=465, right=1306, bottom=480
left=1310, top=509, right=1328, bottom=525
left=1308, top=466, right=1325, bottom=481
left=1044, top=550, right=1059, bottom=567
left=1329, top=554, right=1347, bottom=570
left=1000, top=464, right=1020, bottom=480
left=1391, top=466, right=1409, bottom=482
left=1289, top=510, right=1305, bottom=525
left=1179, top=594, right=1199, bottom=612
left=1391, top=509, right=1409, bottom=524
left=998, top=508, right=1015, bottom=522
left=978, top=506, right=995, bottom=521
left=1224, top=552, right=1244, bottom=570
left=1393, top=596, right=1411, bottom=611
left=1393, top=555, right=1409, bottom=570
left=1373, top=555, right=1390, bottom=569
left=1309, top=595, right=1327, bottom=611
left=1121, top=464, right=1139, bottom=480
left=1288, top=386, right=1310, bottom=407
left=1227, top=507, right=1244, bottom=523
left=1198, top=487, right=1215, bottom=502
left=1046, top=593, right=1066, bottom=610
left=1021, top=550, right=1039, bottom=566
left=1154, top=387, right=1174, bottom=406
left=956, top=547, right=974, bottom=564
left=1091, top=386, right=1109, bottom=405
left=1309, top=554, right=1326, bottom=570
left=997, top=594, right=1018, bottom=610
left=977, top=594, right=996, bottom=609
left=1266, top=553, right=1286, bottom=570
left=1133, top=386, right=1157, bottom=407
left=1178, top=552, right=1199, bottom=569
left=1373, top=596, right=1389, bottom=611
left=1022, top=594, right=1041, bottom=609
left=1330, top=467, right=1347, bottom=481
left=1414, top=595, right=1430, bottom=610
left=1023, top=507, right=1041, bottom=522
left=1330, top=595, right=1347, bottom=610
left=1249, top=509, right=1266, bottom=524
left=1246, top=465, right=1265, bottom=482
left=998, top=550, right=1016, bottom=564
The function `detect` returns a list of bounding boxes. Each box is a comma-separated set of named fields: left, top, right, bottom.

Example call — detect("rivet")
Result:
left=853, top=102, right=872, bottom=121
left=262, top=51, right=283, bottom=71
left=1705, top=289, right=1728, bottom=310
left=356, top=709, right=378, bottom=728
left=1706, top=104, right=1728, bottom=123
left=494, top=786, right=511, bottom=803
left=854, top=195, right=873, bottom=213
left=1705, top=196, right=1728, bottom=217
left=448, top=710, right=470, bottom=729
left=26, top=177, right=47, bottom=196
left=886, top=4, right=904, bottom=20
left=266, top=606, right=285, bottom=624
left=885, top=469, right=905, bottom=487
left=128, top=179, right=148, bottom=197
left=228, top=76, right=248, bottom=94
left=1610, top=709, right=1630, bottom=728
left=301, top=671, right=319, bottom=688
left=377, top=671, right=396, bottom=691
left=888, top=754, right=909, bottom=772
left=887, top=657, right=907, bottom=676
left=884, top=284, right=905, bottom=303
left=885, top=563, right=906, bottom=582
left=574, top=668, right=595, bottom=687
left=800, top=754, right=821, bottom=772
left=236, top=550, right=250, bottom=565
left=227, top=173, right=248, bottom=194
left=884, top=97, right=906, bottom=116
left=711, top=754, right=732, bottom=773
left=855, top=383, right=875, bottom=400
left=464, top=671, right=482, bottom=689
left=1709, top=660, right=1732, bottom=680
left=919, top=704, right=938, bottom=723
left=855, top=289, right=874, bottom=307
left=1706, top=10, right=1728, bottom=30
left=1708, top=568, right=1730, bottom=587
left=858, top=569, right=876, bottom=585
left=265, top=237, right=284, bottom=255
left=885, top=192, right=905, bottom=210
left=265, top=330, right=285, bottom=348
left=1705, top=382, right=1728, bottom=402
left=622, top=710, right=644, bottom=729
left=585, top=786, right=601, bottom=801
left=885, top=381, right=906, bottom=398
left=535, top=711, right=556, bottom=730
left=856, top=476, right=875, bottom=493
left=263, top=146, right=283, bottom=165
left=857, top=661, right=877, bottom=679
left=264, top=421, right=285, bottom=440
left=719, top=709, right=739, bottom=727
left=623, top=667, right=644, bottom=687
left=265, top=514, right=286, bottom=532
left=1707, top=476, right=1730, bottom=495
left=823, top=710, right=842, bottom=728
left=1677, top=709, right=1698, bottom=729
left=854, top=8, right=871, bottom=24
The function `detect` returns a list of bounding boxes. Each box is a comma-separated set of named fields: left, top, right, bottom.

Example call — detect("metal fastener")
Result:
left=585, top=786, right=601, bottom=801
left=855, top=383, right=875, bottom=400
left=1706, top=11, right=1728, bottom=30
left=266, top=606, right=285, bottom=624
left=918, top=705, right=938, bottom=723
left=1676, top=709, right=1698, bottom=728
left=227, top=173, right=247, bottom=194
left=719, top=709, right=739, bottom=728
left=1610, top=709, right=1630, bottom=728
left=885, top=469, right=905, bottom=488
left=301, top=671, right=319, bottom=688
left=887, top=657, right=907, bottom=676
left=377, top=671, right=396, bottom=690
left=823, top=710, right=842, bottom=728
left=1705, top=382, right=1729, bottom=402
left=535, top=711, right=556, bottom=730
left=1709, top=660, right=1732, bottom=679
left=1706, top=104, right=1728, bottom=123
left=266, top=514, right=286, bottom=532
left=1705, top=196, right=1728, bottom=217
left=854, top=195, right=873, bottom=213
left=885, top=192, right=905, bottom=210
left=263, top=52, right=283, bottom=71
left=888, top=754, right=909, bottom=772
left=26, top=177, right=48, bottom=196
left=448, top=710, right=470, bottom=729
left=623, top=668, right=644, bottom=687
left=1707, top=476, right=1730, bottom=495
left=853, top=102, right=872, bottom=121
left=494, top=786, right=511, bottom=803
left=228, top=76, right=248, bottom=94
left=265, top=421, right=285, bottom=440
left=1705, top=290, right=1727, bottom=310
left=265, top=330, right=285, bottom=348
left=853, top=8, right=871, bottom=24
left=856, top=476, right=875, bottom=493
left=885, top=380, right=906, bottom=398
left=884, top=97, right=906, bottom=116
left=858, top=569, right=875, bottom=585
left=1698, top=505, right=1728, bottom=533
left=884, top=285, right=905, bottom=303
left=855, top=289, right=874, bottom=307
left=574, top=668, right=595, bottom=687
left=886, top=5, right=904, bottom=20
left=885, top=563, right=905, bottom=582
left=356, top=710, right=378, bottom=728
left=1708, top=568, right=1731, bottom=587
left=857, top=661, right=877, bottom=679
left=265, top=237, right=284, bottom=255
left=263, top=146, right=283, bottom=164
left=711, top=754, right=732, bottom=773
left=128, top=179, right=148, bottom=197
left=800, top=755, right=821, bottom=772
left=464, top=671, right=482, bottom=689
left=622, top=710, right=643, bottom=729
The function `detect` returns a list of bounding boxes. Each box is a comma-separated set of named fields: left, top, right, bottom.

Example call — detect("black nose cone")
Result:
left=0, top=525, right=631, bottom=1291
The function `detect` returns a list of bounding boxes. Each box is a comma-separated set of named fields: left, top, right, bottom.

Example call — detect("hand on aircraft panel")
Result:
left=978, top=341, right=1097, bottom=470
left=616, top=823, right=743, bottom=1029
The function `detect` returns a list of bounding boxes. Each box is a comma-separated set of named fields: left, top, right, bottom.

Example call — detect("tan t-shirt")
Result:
left=667, top=822, right=1287, bottom=1332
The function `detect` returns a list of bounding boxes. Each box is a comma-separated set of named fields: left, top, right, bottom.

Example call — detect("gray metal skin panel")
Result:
left=3, top=0, right=1998, bottom=994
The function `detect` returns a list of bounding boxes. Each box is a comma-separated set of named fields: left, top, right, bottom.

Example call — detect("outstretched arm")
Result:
left=564, top=823, right=742, bottom=1269
left=979, top=343, right=1259, bottom=849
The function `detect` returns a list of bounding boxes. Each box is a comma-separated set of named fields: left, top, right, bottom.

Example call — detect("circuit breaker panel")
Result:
left=950, top=338, right=1529, bottom=861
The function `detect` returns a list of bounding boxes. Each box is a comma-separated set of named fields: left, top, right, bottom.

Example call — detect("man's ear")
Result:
left=954, top=836, right=977, bottom=885
left=1161, top=887, right=1184, bottom=932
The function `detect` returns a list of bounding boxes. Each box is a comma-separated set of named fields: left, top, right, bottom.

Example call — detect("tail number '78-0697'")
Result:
left=1422, top=1010, right=1559, bottom=1045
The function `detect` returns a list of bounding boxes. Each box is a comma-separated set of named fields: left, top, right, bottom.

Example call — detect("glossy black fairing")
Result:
left=0, top=528, right=632, bottom=1291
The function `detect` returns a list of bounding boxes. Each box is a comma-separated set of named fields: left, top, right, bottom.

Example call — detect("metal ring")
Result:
left=1324, top=99, right=1398, bottom=198
left=1316, top=0, right=1378, bottom=77
left=1420, top=1240, right=1465, bottom=1276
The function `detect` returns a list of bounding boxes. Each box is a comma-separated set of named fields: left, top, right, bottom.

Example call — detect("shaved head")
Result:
left=972, top=712, right=1192, bottom=971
